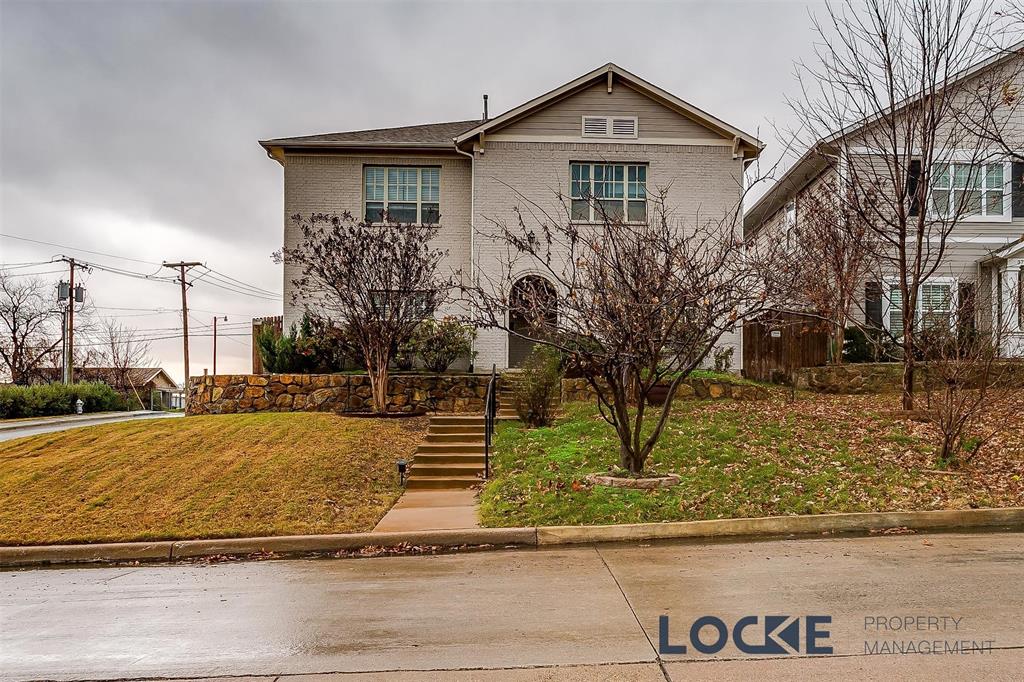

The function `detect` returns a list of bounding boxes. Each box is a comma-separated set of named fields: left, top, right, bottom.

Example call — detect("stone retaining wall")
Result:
left=186, top=373, right=490, bottom=416
left=791, top=361, right=1024, bottom=394
left=560, top=377, right=769, bottom=403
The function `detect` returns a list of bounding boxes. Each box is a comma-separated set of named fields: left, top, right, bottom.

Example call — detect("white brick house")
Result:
left=260, top=63, right=762, bottom=371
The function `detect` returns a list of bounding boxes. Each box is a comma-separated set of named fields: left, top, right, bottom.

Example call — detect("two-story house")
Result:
left=744, top=45, right=1024, bottom=361
left=259, top=63, right=762, bottom=371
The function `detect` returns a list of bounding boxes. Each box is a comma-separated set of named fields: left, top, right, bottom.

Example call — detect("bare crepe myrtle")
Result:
left=284, top=212, right=454, bottom=413
left=462, top=190, right=795, bottom=475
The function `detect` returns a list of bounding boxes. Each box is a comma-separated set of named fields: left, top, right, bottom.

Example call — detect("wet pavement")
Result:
left=0, top=411, right=181, bottom=442
left=2, top=531, right=1022, bottom=681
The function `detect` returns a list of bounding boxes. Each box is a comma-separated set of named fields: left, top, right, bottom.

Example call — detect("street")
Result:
left=0, top=412, right=182, bottom=443
left=2, top=531, right=1022, bottom=681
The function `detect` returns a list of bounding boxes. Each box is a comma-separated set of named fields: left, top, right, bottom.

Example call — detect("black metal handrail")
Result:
left=483, top=363, right=497, bottom=479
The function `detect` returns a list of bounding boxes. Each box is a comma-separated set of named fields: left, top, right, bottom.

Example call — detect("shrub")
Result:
left=256, top=313, right=361, bottom=374
left=415, top=318, right=476, bottom=373
left=511, top=345, right=563, bottom=427
left=843, top=326, right=900, bottom=363
left=0, top=382, right=126, bottom=419
left=713, top=346, right=734, bottom=372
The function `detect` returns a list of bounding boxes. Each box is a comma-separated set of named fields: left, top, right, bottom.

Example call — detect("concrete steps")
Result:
left=404, top=373, right=540, bottom=490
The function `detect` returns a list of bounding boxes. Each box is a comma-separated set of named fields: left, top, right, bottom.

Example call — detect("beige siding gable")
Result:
left=492, top=80, right=728, bottom=142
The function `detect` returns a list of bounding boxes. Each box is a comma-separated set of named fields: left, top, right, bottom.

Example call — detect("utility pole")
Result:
left=212, top=315, right=227, bottom=375
left=58, top=258, right=88, bottom=384
left=163, top=261, right=202, bottom=385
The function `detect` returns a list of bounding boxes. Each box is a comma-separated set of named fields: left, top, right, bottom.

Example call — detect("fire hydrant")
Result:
left=75, top=398, right=84, bottom=414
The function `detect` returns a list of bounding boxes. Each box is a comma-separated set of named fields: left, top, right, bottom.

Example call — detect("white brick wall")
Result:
left=282, top=152, right=472, bottom=331
left=471, top=141, right=747, bottom=370
left=279, top=142, right=747, bottom=372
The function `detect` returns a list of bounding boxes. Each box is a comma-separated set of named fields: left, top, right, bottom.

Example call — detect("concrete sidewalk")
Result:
left=372, top=489, right=480, bottom=532
left=0, top=410, right=181, bottom=442
left=2, top=531, right=1021, bottom=681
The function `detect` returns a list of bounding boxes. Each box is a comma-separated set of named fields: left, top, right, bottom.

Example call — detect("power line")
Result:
left=0, top=233, right=161, bottom=266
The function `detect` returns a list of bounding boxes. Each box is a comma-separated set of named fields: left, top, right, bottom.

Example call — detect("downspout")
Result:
left=453, top=141, right=475, bottom=286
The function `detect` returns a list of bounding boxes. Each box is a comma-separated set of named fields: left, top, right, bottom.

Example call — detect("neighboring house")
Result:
left=35, top=367, right=182, bottom=408
left=260, top=63, right=762, bottom=371
left=744, top=45, right=1024, bottom=362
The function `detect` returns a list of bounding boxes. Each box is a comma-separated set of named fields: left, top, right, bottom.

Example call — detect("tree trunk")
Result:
left=834, top=324, right=846, bottom=365
left=618, top=443, right=642, bottom=475
left=365, top=350, right=389, bottom=414
left=902, top=355, right=915, bottom=411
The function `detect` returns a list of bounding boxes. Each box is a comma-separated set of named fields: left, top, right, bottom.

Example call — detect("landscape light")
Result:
left=397, top=459, right=408, bottom=486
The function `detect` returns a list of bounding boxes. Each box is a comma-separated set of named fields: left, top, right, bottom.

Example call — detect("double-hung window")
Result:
left=570, top=162, right=647, bottom=222
left=930, top=162, right=1009, bottom=220
left=364, top=166, right=440, bottom=224
left=885, top=279, right=956, bottom=337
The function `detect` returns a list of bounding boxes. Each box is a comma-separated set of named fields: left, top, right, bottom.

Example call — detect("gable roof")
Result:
left=35, top=367, right=178, bottom=388
left=744, top=41, right=1024, bottom=235
left=259, top=63, right=763, bottom=163
left=454, top=63, right=763, bottom=157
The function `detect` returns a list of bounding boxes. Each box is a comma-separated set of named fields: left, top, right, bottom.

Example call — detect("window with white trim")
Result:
left=885, top=279, right=956, bottom=337
left=930, top=162, right=1009, bottom=219
left=363, top=166, right=440, bottom=224
left=570, top=162, right=647, bottom=222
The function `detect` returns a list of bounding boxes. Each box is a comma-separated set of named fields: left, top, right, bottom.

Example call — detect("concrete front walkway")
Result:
left=372, top=489, right=480, bottom=532
left=3, top=531, right=1023, bottom=680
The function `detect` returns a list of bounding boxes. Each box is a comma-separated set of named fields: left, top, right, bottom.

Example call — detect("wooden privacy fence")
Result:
left=742, top=311, right=829, bottom=383
left=251, top=315, right=283, bottom=374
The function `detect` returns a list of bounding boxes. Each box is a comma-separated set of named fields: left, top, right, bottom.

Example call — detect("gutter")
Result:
left=453, top=141, right=477, bottom=304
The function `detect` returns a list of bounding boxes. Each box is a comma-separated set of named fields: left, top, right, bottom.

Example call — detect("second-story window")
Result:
left=930, top=162, right=1008, bottom=220
left=570, top=162, right=647, bottom=222
left=364, top=166, right=440, bottom=224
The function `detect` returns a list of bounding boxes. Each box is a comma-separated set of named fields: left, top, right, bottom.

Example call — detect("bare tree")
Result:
left=0, top=273, right=62, bottom=384
left=463, top=192, right=793, bottom=475
left=284, top=212, right=453, bottom=414
left=791, top=179, right=878, bottom=362
left=789, top=0, right=1019, bottom=410
left=95, top=318, right=153, bottom=408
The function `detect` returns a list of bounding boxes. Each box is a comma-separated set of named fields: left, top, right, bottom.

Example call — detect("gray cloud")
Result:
left=1, top=0, right=823, bottom=381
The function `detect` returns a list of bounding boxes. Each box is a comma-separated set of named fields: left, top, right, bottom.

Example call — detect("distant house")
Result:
left=35, top=367, right=182, bottom=409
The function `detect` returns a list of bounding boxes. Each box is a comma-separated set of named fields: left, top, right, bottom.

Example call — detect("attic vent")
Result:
left=581, top=116, right=638, bottom=139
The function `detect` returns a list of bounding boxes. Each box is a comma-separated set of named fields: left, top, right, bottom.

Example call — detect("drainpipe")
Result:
left=454, top=141, right=476, bottom=287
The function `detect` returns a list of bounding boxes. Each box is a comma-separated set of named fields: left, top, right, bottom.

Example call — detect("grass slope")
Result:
left=0, top=413, right=426, bottom=545
left=480, top=394, right=1024, bottom=527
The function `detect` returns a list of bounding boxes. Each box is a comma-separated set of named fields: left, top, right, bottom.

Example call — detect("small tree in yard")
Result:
left=284, top=212, right=453, bottom=413
left=96, top=318, right=153, bottom=409
left=791, top=179, right=878, bottom=363
left=464, top=193, right=792, bottom=475
left=920, top=286, right=1018, bottom=467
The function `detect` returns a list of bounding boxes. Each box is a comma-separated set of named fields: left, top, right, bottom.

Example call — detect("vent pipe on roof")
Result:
left=482, top=94, right=489, bottom=122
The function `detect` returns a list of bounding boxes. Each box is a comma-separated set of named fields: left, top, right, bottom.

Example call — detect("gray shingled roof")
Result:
left=261, top=120, right=480, bottom=148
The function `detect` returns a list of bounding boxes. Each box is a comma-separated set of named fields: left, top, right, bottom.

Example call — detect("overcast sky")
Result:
left=0, top=0, right=831, bottom=383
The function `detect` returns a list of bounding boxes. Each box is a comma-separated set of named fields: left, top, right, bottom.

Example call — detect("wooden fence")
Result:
left=742, top=311, right=830, bottom=383
left=251, top=315, right=283, bottom=373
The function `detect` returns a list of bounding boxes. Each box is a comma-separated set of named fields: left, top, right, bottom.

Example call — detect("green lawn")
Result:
left=479, top=393, right=1024, bottom=527
left=0, top=413, right=427, bottom=545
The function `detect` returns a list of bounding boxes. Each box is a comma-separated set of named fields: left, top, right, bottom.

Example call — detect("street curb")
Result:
left=169, top=527, right=538, bottom=559
left=535, top=508, right=1024, bottom=545
left=2, top=508, right=1022, bottom=568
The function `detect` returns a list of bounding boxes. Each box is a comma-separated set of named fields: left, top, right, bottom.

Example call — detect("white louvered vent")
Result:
left=581, top=115, right=638, bottom=139
left=611, top=117, right=638, bottom=138
left=582, top=116, right=609, bottom=137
